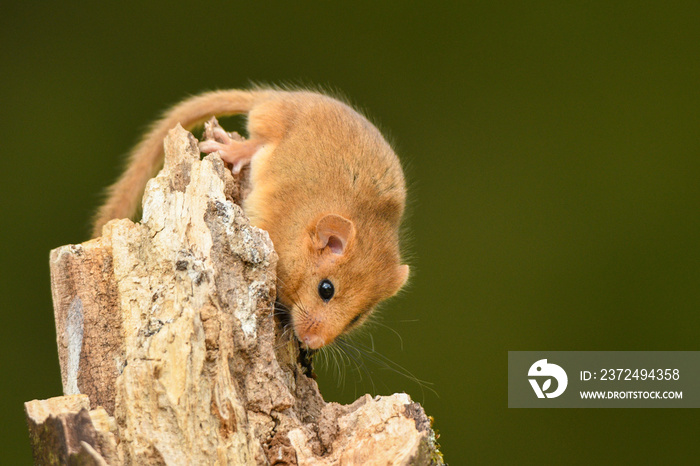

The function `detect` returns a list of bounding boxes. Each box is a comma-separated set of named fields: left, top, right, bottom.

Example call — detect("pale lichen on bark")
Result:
left=28, top=124, right=443, bottom=465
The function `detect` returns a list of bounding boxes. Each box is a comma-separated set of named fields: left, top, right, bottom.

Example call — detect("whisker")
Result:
left=365, top=320, right=404, bottom=351
left=320, top=344, right=348, bottom=389
left=318, top=332, right=439, bottom=404
left=273, top=322, right=296, bottom=351
left=274, top=275, right=309, bottom=320
left=328, top=346, right=343, bottom=388
left=335, top=340, right=377, bottom=395
left=352, top=340, right=438, bottom=401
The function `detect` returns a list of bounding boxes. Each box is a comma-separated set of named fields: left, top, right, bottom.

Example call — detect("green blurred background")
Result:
left=2, top=1, right=699, bottom=463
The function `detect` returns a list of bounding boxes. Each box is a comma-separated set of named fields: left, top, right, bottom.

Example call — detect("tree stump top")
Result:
left=28, top=125, right=443, bottom=465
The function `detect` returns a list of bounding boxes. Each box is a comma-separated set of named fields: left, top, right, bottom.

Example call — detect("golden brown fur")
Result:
left=94, top=88, right=409, bottom=348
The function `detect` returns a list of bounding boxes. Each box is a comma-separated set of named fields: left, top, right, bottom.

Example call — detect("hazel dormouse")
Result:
left=93, top=88, right=409, bottom=349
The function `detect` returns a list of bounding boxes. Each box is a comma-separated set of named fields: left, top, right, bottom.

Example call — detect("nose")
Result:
left=303, top=334, right=326, bottom=350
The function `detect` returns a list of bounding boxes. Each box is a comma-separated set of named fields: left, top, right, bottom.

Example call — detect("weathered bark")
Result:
left=26, top=124, right=443, bottom=465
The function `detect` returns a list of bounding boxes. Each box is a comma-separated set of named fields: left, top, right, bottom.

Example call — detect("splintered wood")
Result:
left=27, top=125, right=443, bottom=465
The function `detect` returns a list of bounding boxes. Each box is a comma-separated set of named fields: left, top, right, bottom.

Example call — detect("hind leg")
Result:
left=199, top=118, right=261, bottom=174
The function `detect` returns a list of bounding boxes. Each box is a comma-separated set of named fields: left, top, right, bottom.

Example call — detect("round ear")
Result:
left=315, top=214, right=355, bottom=255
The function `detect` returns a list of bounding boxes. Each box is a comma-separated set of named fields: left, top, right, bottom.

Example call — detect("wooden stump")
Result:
left=26, top=125, right=443, bottom=465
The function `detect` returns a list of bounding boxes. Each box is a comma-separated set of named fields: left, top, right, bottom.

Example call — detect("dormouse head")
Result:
left=281, top=213, right=409, bottom=350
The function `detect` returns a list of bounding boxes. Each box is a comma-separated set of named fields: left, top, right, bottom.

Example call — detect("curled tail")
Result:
left=92, top=89, right=275, bottom=238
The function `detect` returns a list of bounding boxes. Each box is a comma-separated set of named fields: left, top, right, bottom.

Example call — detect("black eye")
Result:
left=318, top=279, right=335, bottom=302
